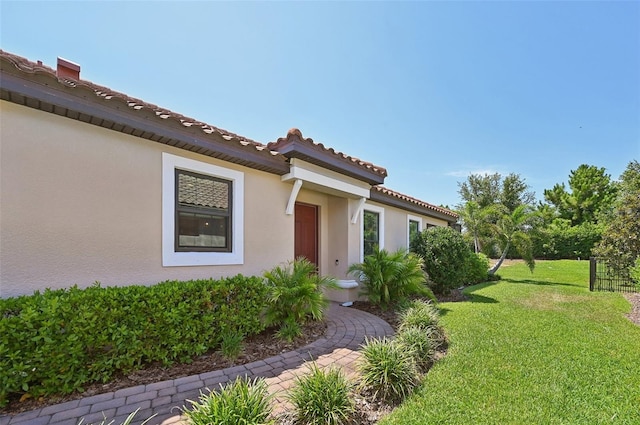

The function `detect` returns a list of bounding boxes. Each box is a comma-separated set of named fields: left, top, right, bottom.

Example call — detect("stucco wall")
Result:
left=0, top=101, right=293, bottom=298
left=367, top=200, right=450, bottom=254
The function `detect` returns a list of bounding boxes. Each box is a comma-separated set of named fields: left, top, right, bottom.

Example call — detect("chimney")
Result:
left=56, top=57, right=80, bottom=80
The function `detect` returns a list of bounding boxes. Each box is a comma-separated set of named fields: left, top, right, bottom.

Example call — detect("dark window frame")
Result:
left=174, top=169, right=232, bottom=252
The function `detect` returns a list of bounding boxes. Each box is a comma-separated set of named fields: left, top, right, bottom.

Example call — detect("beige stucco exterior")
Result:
left=1, top=98, right=456, bottom=299
left=0, top=101, right=295, bottom=298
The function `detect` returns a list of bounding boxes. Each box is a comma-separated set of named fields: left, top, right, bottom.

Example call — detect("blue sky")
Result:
left=1, top=1, right=638, bottom=208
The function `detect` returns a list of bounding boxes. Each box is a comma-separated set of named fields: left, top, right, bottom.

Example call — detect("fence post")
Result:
left=589, top=257, right=596, bottom=292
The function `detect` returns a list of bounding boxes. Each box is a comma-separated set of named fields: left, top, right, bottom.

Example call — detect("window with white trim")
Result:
left=162, top=153, right=244, bottom=266
left=408, top=215, right=422, bottom=248
left=361, top=204, right=384, bottom=260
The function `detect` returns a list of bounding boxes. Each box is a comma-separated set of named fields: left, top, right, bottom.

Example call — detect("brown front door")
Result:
left=294, top=203, right=318, bottom=268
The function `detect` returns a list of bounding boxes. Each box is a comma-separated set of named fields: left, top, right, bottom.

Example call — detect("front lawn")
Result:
left=383, top=260, right=640, bottom=424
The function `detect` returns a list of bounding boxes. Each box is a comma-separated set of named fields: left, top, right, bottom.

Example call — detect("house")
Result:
left=0, top=50, right=458, bottom=299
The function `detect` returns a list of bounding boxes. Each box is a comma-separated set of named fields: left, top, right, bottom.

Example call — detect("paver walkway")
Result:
left=1, top=303, right=394, bottom=425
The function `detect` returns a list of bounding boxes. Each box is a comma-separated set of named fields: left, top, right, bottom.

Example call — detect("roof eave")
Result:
left=269, top=130, right=386, bottom=185
left=369, top=188, right=459, bottom=224
left=0, top=65, right=290, bottom=176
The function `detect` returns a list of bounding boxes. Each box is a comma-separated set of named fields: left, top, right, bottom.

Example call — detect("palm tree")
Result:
left=457, top=201, right=494, bottom=253
left=488, top=205, right=539, bottom=275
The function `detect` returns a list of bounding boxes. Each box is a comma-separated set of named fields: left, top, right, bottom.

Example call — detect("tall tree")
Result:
left=594, top=160, right=640, bottom=273
left=543, top=164, right=618, bottom=226
left=458, top=172, right=534, bottom=213
left=501, top=173, right=536, bottom=212
left=458, top=173, right=502, bottom=209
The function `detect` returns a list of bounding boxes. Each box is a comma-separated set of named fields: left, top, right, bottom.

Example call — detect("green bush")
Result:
left=411, top=226, right=473, bottom=293
left=464, top=252, right=490, bottom=284
left=358, top=337, right=419, bottom=404
left=630, top=257, right=640, bottom=285
left=288, top=363, right=355, bottom=425
left=263, top=258, right=336, bottom=336
left=348, top=248, right=433, bottom=309
left=0, top=275, right=268, bottom=406
left=533, top=220, right=603, bottom=259
left=182, top=377, right=273, bottom=425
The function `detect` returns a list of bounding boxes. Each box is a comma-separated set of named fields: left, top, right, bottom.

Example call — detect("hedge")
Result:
left=0, top=275, right=268, bottom=406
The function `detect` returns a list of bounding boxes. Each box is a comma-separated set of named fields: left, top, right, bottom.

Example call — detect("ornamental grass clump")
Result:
left=182, top=377, right=273, bottom=425
left=395, top=326, right=437, bottom=372
left=288, top=363, right=355, bottom=425
left=398, top=299, right=440, bottom=332
left=398, top=300, right=446, bottom=349
left=219, top=330, right=244, bottom=360
left=358, top=337, right=419, bottom=404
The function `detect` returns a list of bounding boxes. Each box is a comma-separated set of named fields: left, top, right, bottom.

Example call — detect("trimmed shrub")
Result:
left=288, top=363, right=355, bottom=425
left=0, top=275, right=268, bottom=406
left=464, top=252, right=490, bottom=284
left=358, top=337, right=419, bottom=403
left=182, top=377, right=273, bottom=425
left=533, top=220, right=603, bottom=259
left=411, top=226, right=472, bottom=293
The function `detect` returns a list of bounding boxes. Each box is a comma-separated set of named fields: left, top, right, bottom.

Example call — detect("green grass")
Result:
left=382, top=260, right=640, bottom=425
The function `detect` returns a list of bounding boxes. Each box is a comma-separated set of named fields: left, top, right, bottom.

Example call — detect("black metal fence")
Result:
left=590, top=257, right=639, bottom=293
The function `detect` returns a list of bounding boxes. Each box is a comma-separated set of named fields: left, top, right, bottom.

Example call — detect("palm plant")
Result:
left=488, top=204, right=539, bottom=275
left=348, top=248, right=432, bottom=309
left=263, top=258, right=337, bottom=336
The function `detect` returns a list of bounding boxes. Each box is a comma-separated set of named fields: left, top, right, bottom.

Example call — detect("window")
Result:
left=175, top=170, right=231, bottom=252
left=162, top=153, right=244, bottom=266
left=363, top=210, right=380, bottom=257
left=361, top=204, right=384, bottom=260
left=408, top=217, right=421, bottom=248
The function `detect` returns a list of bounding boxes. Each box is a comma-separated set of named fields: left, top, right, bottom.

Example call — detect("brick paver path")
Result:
left=1, top=303, right=393, bottom=425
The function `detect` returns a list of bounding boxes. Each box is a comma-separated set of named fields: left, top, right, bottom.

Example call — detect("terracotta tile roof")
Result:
left=268, top=128, right=387, bottom=179
left=1, top=49, right=454, bottom=221
left=372, top=186, right=459, bottom=219
left=0, top=49, right=282, bottom=164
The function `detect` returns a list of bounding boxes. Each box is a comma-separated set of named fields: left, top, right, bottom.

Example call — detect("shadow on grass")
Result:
left=502, top=278, right=584, bottom=288
left=438, top=282, right=499, bottom=316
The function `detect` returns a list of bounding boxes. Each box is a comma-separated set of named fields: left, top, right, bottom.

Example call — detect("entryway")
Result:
left=294, top=203, right=318, bottom=268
